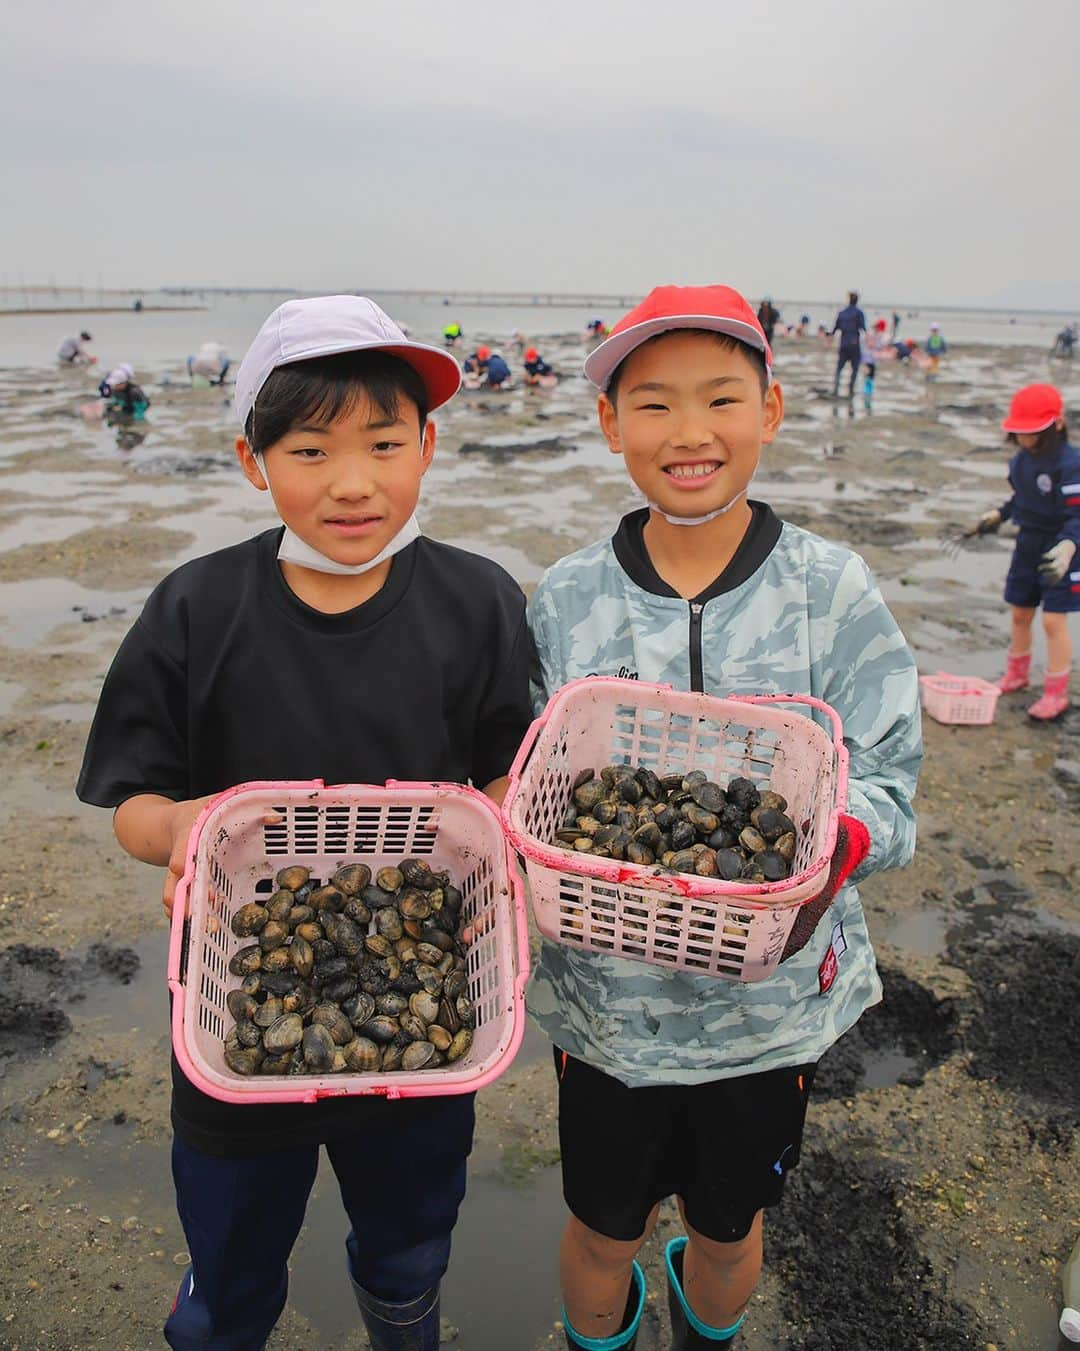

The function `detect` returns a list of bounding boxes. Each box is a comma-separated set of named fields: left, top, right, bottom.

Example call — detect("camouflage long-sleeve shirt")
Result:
left=525, top=504, right=922, bottom=1085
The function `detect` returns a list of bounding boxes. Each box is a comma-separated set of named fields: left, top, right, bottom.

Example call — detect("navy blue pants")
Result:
left=834, top=347, right=860, bottom=393
left=1004, top=530, right=1080, bottom=613
left=165, top=1095, right=474, bottom=1351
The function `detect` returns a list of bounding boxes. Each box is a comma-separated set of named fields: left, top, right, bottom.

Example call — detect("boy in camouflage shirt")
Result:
left=527, top=285, right=922, bottom=1350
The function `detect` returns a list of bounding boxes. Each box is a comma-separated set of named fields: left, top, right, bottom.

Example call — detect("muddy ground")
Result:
left=0, top=334, right=1076, bottom=1349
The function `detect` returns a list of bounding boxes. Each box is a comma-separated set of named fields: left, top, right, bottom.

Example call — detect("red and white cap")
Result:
left=1001, top=383, right=1064, bottom=434
left=235, top=295, right=461, bottom=427
left=583, top=284, right=773, bottom=392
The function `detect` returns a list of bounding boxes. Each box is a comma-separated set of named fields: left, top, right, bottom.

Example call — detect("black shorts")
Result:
left=554, top=1047, right=816, bottom=1244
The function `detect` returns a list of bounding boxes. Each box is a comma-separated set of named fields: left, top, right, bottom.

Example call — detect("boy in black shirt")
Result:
left=77, top=295, right=533, bottom=1351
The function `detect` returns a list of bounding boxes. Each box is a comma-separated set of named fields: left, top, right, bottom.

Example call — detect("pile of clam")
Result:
left=555, top=767, right=801, bottom=883
left=223, top=860, right=474, bottom=1077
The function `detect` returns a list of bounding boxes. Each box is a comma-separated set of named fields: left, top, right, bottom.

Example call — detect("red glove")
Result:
left=780, top=814, right=871, bottom=963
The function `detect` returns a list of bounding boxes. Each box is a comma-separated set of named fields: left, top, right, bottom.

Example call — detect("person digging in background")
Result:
left=57, top=330, right=95, bottom=364
left=528, top=284, right=922, bottom=1349
left=969, top=382, right=1079, bottom=720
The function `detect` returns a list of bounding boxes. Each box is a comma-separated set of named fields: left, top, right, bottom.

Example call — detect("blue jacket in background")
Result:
left=486, top=354, right=510, bottom=385
left=832, top=305, right=866, bottom=351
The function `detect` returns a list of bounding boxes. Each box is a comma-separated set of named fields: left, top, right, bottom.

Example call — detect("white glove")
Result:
left=1039, top=539, right=1077, bottom=584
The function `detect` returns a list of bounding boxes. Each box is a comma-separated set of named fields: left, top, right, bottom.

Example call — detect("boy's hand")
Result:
left=779, top=815, right=871, bottom=962
left=162, top=796, right=214, bottom=920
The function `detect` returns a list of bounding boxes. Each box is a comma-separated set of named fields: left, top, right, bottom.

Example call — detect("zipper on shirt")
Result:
left=689, top=602, right=705, bottom=692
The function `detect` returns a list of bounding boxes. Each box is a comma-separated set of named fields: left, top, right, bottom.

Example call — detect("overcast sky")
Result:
left=4, top=0, right=1078, bottom=308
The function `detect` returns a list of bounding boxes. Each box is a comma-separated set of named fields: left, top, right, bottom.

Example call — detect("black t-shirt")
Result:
left=77, top=528, right=533, bottom=1156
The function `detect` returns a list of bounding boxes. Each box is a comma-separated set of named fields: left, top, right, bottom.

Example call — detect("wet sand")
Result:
left=0, top=336, right=1077, bottom=1349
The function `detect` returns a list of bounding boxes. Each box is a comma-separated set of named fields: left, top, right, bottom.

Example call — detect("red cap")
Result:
left=1001, top=383, right=1064, bottom=434
left=525, top=347, right=539, bottom=361
left=874, top=318, right=887, bottom=331
left=583, top=284, right=772, bottom=391
left=476, top=345, right=491, bottom=360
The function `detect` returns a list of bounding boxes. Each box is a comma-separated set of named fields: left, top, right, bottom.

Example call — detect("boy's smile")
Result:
left=237, top=395, right=434, bottom=567
left=598, top=332, right=783, bottom=519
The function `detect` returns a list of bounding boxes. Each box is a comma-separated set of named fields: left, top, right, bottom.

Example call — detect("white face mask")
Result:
left=645, top=487, right=748, bottom=527
left=253, top=453, right=422, bottom=576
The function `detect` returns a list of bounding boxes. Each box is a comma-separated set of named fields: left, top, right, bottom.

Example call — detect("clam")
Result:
left=690, top=780, right=726, bottom=813
left=263, top=1013, right=304, bottom=1054
left=343, top=898, right=372, bottom=927
left=359, top=1015, right=400, bottom=1045
left=428, top=1025, right=452, bottom=1053
left=375, top=908, right=404, bottom=942
left=229, top=944, right=262, bottom=976
left=301, top=1024, right=336, bottom=1072
left=739, top=827, right=768, bottom=855
left=376, top=866, right=403, bottom=894
left=289, top=935, right=314, bottom=980
left=309, top=885, right=346, bottom=914
left=230, top=902, right=269, bottom=938
left=342, top=1037, right=381, bottom=1072
left=234, top=1018, right=263, bottom=1048
left=331, top=863, right=371, bottom=895
left=398, top=1013, right=428, bottom=1042
left=226, top=989, right=258, bottom=1022
left=323, top=913, right=365, bottom=958
left=447, top=1028, right=473, bottom=1062
left=409, top=991, right=440, bottom=1025
left=258, top=920, right=290, bottom=952
left=342, top=991, right=377, bottom=1027
left=276, top=865, right=311, bottom=892
left=400, top=858, right=437, bottom=890
left=402, top=1041, right=437, bottom=1071
left=253, top=996, right=284, bottom=1028
left=262, top=945, right=293, bottom=973
left=224, top=1045, right=264, bottom=1076
left=311, top=1003, right=353, bottom=1046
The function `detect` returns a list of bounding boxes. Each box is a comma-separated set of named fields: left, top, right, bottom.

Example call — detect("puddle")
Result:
left=879, top=906, right=948, bottom=957
left=0, top=577, right=144, bottom=648
left=814, top=967, right=958, bottom=1098
left=0, top=512, right=100, bottom=552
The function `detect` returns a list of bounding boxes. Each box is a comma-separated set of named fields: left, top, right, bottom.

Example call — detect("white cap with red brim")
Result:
left=583, top=284, right=773, bottom=392
left=235, top=295, right=462, bottom=428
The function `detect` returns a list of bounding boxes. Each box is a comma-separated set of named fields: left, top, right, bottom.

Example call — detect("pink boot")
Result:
left=998, top=651, right=1031, bottom=693
left=1027, top=670, right=1070, bottom=721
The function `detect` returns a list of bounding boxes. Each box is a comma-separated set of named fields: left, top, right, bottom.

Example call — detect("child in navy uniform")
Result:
left=971, top=382, right=1079, bottom=720
left=77, top=296, right=533, bottom=1351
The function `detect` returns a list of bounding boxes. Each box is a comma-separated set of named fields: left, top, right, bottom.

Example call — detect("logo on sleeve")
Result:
left=818, top=920, right=848, bottom=995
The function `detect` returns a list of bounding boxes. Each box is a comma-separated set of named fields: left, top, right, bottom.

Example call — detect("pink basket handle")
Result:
left=504, top=679, right=849, bottom=818
left=722, top=691, right=849, bottom=815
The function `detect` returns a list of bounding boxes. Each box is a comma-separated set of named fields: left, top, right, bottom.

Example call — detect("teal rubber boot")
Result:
left=665, top=1238, right=744, bottom=1347
left=564, top=1261, right=645, bottom=1350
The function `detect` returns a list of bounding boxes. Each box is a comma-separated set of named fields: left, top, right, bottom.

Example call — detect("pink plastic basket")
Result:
left=168, top=780, right=529, bottom=1104
left=503, top=679, right=849, bottom=983
left=919, top=672, right=1000, bottom=725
